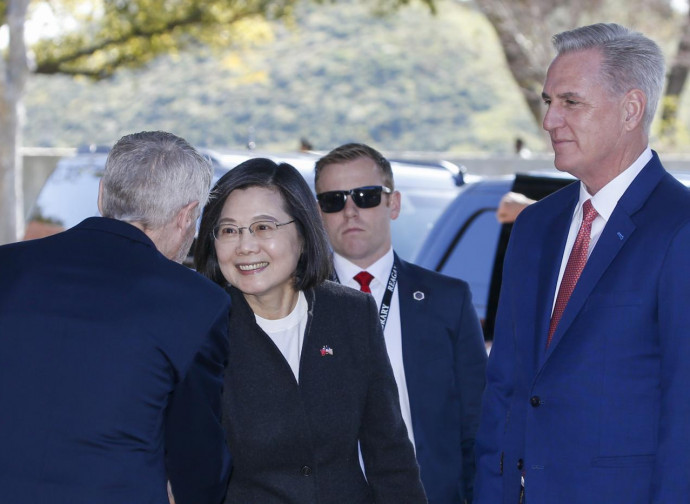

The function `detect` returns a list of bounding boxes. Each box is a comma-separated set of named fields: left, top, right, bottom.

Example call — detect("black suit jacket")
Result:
left=222, top=282, right=427, bottom=504
left=0, top=217, right=231, bottom=504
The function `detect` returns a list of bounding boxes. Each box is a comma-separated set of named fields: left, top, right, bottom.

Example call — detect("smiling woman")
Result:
left=213, top=185, right=303, bottom=318
left=192, top=157, right=428, bottom=504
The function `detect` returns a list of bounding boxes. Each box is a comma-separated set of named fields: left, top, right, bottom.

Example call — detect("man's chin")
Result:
left=337, top=244, right=372, bottom=264
left=553, top=156, right=577, bottom=175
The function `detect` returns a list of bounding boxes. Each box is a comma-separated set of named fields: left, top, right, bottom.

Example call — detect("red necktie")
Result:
left=354, top=271, right=374, bottom=294
left=547, top=199, right=598, bottom=347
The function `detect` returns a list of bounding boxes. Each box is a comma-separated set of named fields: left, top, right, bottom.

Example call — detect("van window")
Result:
left=436, top=208, right=501, bottom=322
left=393, top=189, right=458, bottom=260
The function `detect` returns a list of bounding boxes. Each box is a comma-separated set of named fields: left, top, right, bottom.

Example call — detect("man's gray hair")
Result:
left=553, top=23, right=665, bottom=133
left=100, top=131, right=213, bottom=229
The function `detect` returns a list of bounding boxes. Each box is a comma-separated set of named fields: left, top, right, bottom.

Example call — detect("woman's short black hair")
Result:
left=195, top=158, right=332, bottom=291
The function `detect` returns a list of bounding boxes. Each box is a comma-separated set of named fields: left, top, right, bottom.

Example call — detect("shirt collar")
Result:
left=332, top=248, right=395, bottom=287
left=578, top=146, right=651, bottom=221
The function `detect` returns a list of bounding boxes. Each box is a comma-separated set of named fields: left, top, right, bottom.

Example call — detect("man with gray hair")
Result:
left=0, top=131, right=231, bottom=504
left=475, top=24, right=690, bottom=504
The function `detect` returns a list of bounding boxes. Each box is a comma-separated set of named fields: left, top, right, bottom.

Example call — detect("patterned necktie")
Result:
left=354, top=271, right=374, bottom=294
left=547, top=199, right=598, bottom=347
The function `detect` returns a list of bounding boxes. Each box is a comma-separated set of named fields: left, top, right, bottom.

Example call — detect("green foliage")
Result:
left=30, top=0, right=302, bottom=78
left=23, top=0, right=543, bottom=153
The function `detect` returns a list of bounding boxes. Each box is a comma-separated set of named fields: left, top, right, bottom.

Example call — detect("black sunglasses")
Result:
left=316, top=185, right=392, bottom=213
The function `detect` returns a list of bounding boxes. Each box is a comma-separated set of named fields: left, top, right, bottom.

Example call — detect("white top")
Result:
left=255, top=291, right=309, bottom=383
left=552, top=147, right=652, bottom=314
left=333, top=248, right=416, bottom=447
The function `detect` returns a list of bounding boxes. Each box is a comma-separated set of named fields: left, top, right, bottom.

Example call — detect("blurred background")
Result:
left=4, top=0, right=690, bottom=244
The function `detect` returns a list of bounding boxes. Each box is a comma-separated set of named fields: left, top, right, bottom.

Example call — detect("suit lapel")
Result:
left=542, top=153, right=666, bottom=363
left=395, top=256, right=415, bottom=349
left=228, top=287, right=300, bottom=386
left=297, top=288, right=318, bottom=385
left=543, top=212, right=635, bottom=358
left=394, top=256, right=425, bottom=403
left=534, top=196, right=577, bottom=368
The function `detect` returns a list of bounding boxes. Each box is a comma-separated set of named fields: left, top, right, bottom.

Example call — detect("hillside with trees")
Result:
left=21, top=1, right=543, bottom=153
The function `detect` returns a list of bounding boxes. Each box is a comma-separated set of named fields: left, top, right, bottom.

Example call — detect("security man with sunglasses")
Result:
left=315, top=143, right=488, bottom=504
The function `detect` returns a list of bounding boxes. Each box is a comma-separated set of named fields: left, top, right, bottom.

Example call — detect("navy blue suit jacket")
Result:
left=475, top=153, right=690, bottom=504
left=0, top=217, right=231, bottom=504
left=396, top=257, right=487, bottom=504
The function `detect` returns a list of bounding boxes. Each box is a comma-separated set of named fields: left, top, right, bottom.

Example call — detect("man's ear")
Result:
left=389, top=190, right=402, bottom=221
left=623, top=89, right=646, bottom=131
left=97, top=180, right=104, bottom=216
left=176, top=201, right=200, bottom=230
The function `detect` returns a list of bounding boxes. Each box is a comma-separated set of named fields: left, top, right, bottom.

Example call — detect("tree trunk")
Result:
left=0, top=0, right=29, bottom=245
left=473, top=0, right=561, bottom=127
left=660, top=10, right=690, bottom=142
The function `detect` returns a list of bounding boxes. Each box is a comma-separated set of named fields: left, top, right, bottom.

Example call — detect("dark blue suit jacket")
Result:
left=475, top=153, right=690, bottom=504
left=0, top=217, right=231, bottom=504
left=396, top=257, right=487, bottom=504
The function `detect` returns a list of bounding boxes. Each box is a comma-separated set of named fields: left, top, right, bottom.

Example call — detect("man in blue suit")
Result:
left=474, top=24, right=690, bottom=504
left=315, top=143, right=488, bottom=504
left=0, top=131, right=231, bottom=504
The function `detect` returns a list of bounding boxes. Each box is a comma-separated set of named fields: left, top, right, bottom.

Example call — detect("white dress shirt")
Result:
left=552, top=147, right=652, bottom=314
left=333, top=249, right=416, bottom=447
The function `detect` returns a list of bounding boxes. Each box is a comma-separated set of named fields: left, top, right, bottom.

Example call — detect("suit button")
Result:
left=530, top=396, right=541, bottom=407
left=300, top=465, right=312, bottom=476
left=517, top=458, right=524, bottom=470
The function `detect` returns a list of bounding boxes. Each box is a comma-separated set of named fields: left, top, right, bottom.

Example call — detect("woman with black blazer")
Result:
left=194, top=158, right=427, bottom=504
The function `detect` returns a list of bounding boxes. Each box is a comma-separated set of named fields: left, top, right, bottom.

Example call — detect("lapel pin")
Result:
left=320, top=345, right=334, bottom=356
left=617, top=232, right=624, bottom=240
left=413, top=291, right=425, bottom=301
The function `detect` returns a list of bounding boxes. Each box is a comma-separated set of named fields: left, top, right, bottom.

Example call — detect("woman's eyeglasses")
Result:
left=316, top=185, right=392, bottom=213
left=213, top=220, right=295, bottom=243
